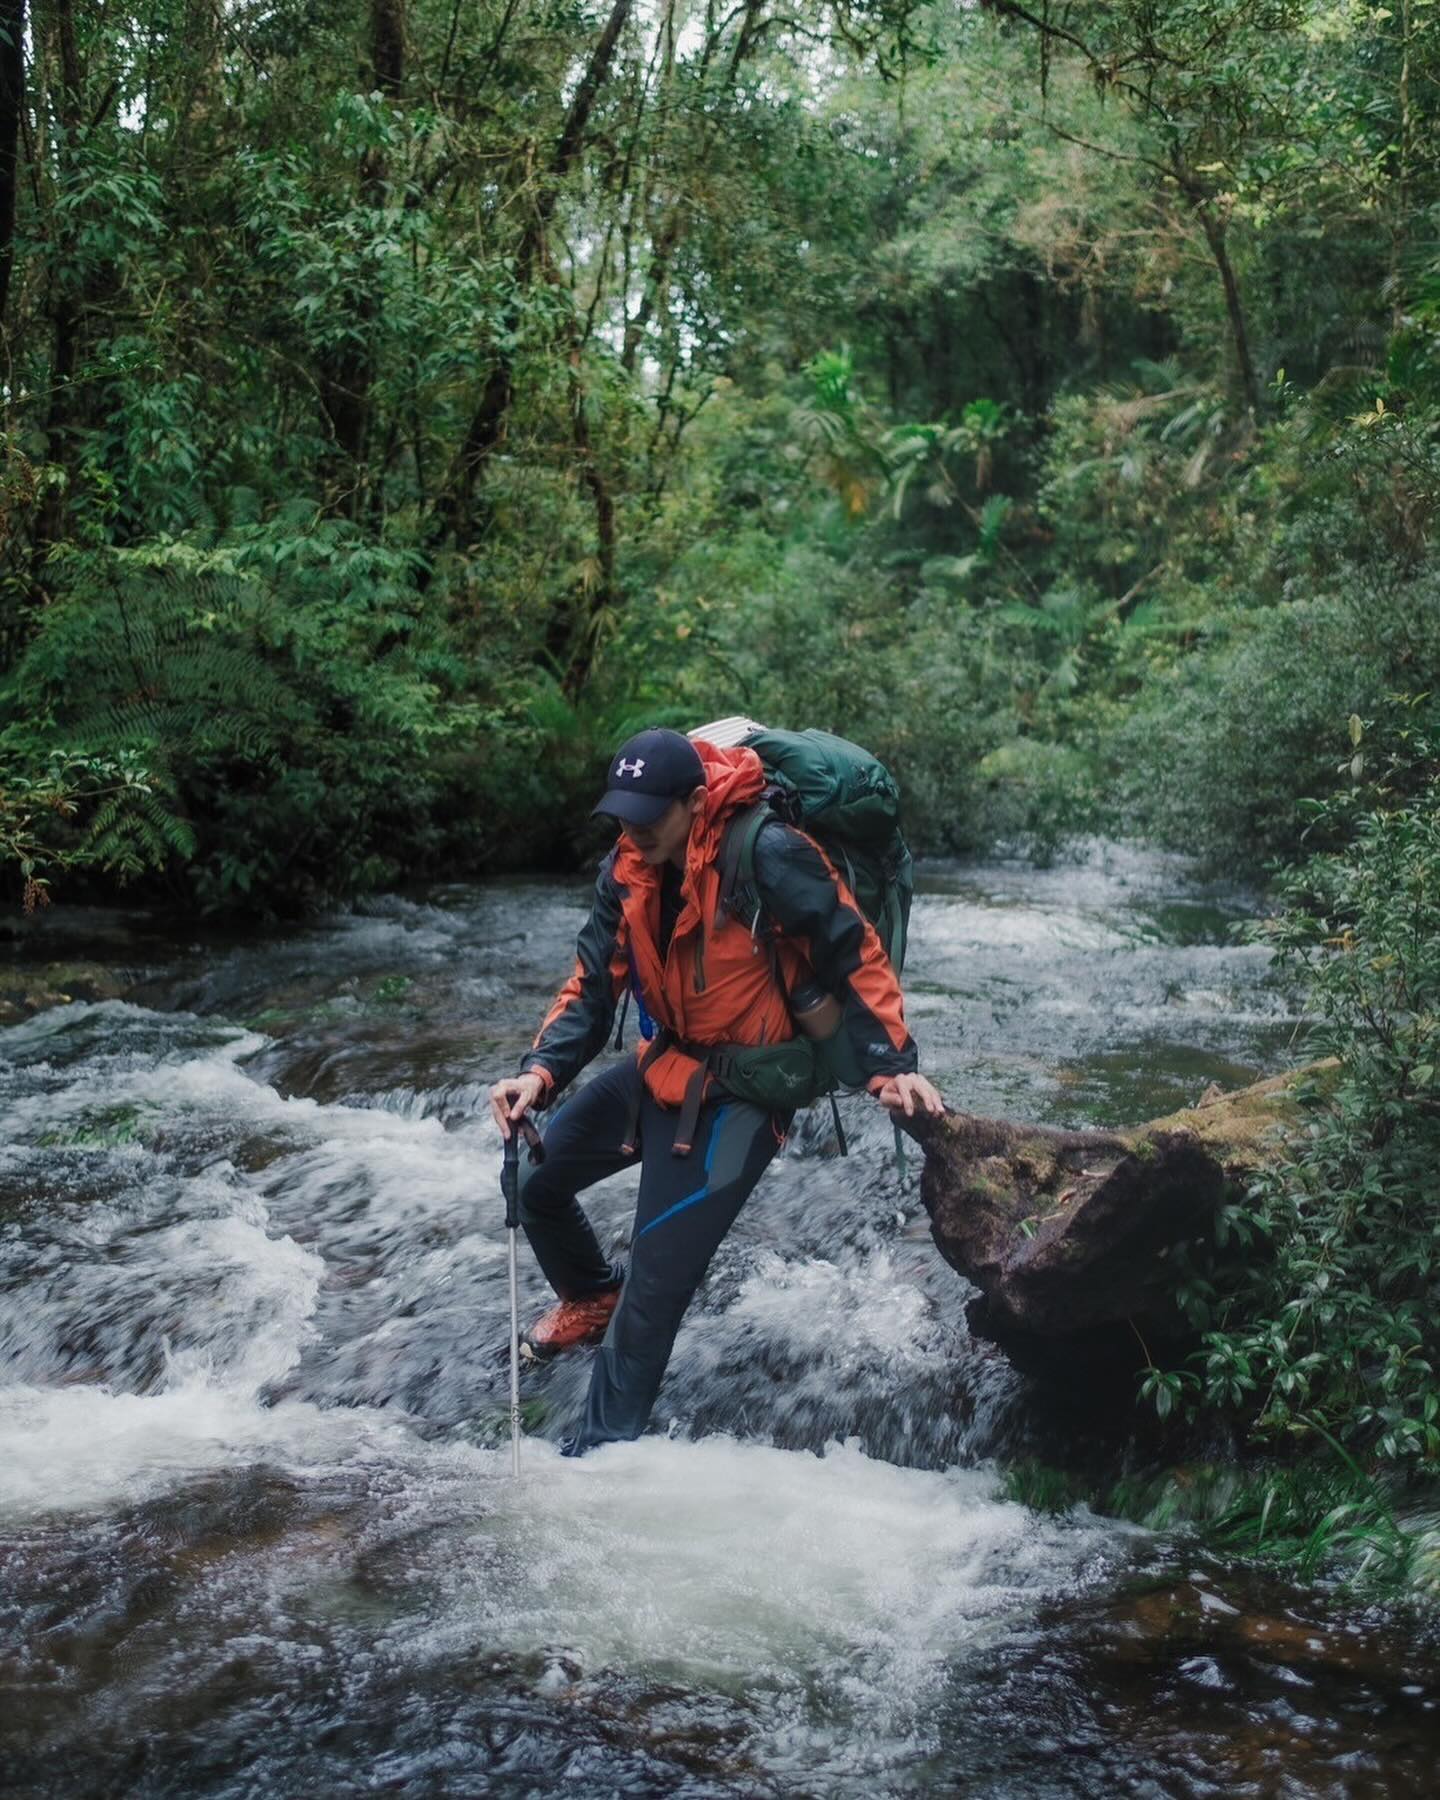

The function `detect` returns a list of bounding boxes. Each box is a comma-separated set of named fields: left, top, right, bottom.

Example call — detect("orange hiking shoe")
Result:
left=521, top=1287, right=621, bottom=1361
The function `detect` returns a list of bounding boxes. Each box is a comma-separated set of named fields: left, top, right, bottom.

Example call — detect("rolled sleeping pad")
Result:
left=688, top=715, right=766, bottom=749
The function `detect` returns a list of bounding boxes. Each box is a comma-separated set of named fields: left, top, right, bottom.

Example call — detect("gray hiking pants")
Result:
left=517, top=1057, right=787, bottom=1454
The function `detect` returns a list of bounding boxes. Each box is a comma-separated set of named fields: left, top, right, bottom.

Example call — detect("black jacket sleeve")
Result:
left=520, top=850, right=626, bottom=1098
left=751, top=821, right=919, bottom=1086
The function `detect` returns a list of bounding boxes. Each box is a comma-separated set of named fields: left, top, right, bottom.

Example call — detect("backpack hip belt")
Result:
left=620, top=1028, right=828, bottom=1157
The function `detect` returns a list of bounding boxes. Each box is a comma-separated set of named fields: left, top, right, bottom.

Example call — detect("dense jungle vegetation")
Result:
left=3, top=3, right=1439, bottom=1541
left=8, top=0, right=1440, bottom=904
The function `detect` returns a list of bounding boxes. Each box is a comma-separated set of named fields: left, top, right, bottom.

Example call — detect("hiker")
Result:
left=487, top=725, right=944, bottom=1455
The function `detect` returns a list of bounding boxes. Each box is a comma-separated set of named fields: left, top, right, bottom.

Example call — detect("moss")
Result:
left=37, top=1102, right=158, bottom=1150
left=372, top=974, right=414, bottom=1006
left=245, top=1006, right=293, bottom=1030
left=0, top=960, right=129, bottom=1020
left=1120, top=1060, right=1340, bottom=1168
left=966, top=1173, right=1012, bottom=1202
left=1003, top=1453, right=1429, bottom=1595
left=1012, top=1149, right=1059, bottom=1185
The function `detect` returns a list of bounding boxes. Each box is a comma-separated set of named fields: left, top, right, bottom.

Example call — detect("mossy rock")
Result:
left=1126, top=1060, right=1339, bottom=1173
left=0, top=960, right=132, bottom=1020
left=906, top=1062, right=1335, bottom=1379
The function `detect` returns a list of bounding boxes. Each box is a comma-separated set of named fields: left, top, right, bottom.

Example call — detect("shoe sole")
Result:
left=520, top=1327, right=611, bottom=1363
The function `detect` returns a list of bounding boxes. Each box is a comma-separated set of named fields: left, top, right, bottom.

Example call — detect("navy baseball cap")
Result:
left=592, top=728, right=705, bottom=826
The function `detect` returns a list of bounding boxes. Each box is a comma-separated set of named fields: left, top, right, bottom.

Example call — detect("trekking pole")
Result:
left=500, top=1129, right=523, bottom=1477
left=499, top=1114, right=545, bottom=1478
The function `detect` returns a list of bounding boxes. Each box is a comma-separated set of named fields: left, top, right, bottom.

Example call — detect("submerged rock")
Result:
left=0, top=960, right=133, bottom=1025
left=907, top=1065, right=1333, bottom=1388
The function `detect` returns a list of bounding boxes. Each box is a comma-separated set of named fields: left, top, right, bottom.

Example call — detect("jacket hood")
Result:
left=691, top=740, right=766, bottom=848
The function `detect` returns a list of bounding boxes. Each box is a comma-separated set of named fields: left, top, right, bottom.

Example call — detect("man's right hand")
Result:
left=489, top=1071, right=548, bottom=1140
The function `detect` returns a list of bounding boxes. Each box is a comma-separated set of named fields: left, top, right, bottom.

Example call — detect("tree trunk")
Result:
left=1391, top=0, right=1413, bottom=328
left=35, top=0, right=85, bottom=560
left=319, top=0, right=405, bottom=518
left=1194, top=201, right=1261, bottom=417
left=436, top=0, right=633, bottom=543
left=903, top=1063, right=1332, bottom=1385
left=1166, top=141, right=1261, bottom=417
left=0, top=0, right=23, bottom=331
left=552, top=339, right=617, bottom=695
left=621, top=208, right=679, bottom=375
left=550, top=0, right=632, bottom=179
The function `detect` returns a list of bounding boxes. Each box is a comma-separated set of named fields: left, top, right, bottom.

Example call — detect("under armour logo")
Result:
left=616, top=757, right=646, bottom=779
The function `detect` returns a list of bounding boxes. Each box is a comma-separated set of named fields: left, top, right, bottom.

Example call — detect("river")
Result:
left=2, top=844, right=1437, bottom=1796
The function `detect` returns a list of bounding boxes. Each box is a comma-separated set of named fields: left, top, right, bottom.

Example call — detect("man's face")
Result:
left=622, top=789, right=703, bottom=866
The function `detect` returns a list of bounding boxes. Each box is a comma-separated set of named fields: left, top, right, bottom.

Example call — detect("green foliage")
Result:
left=1206, top=1463, right=1420, bottom=1591
left=973, top=737, right=1100, bottom=859
left=1090, top=382, right=1440, bottom=866
left=1142, top=703, right=1440, bottom=1485
left=37, top=1103, right=159, bottom=1151
left=1, top=531, right=514, bottom=911
left=5, top=0, right=1440, bottom=904
left=886, top=400, right=1017, bottom=523
left=1003, top=1454, right=1431, bottom=1593
left=1108, top=588, right=1410, bottom=862
left=0, top=745, right=179, bottom=910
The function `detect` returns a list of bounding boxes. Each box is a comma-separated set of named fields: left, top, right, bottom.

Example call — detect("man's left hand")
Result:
left=872, top=1072, right=945, bottom=1119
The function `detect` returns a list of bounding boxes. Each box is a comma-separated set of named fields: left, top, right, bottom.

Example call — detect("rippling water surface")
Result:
left=3, top=845, right=1437, bottom=1796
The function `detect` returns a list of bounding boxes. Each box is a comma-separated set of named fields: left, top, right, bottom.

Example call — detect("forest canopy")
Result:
left=1, top=0, right=1437, bottom=911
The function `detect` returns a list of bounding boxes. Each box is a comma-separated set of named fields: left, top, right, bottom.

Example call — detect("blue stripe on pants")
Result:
left=635, top=1105, right=730, bottom=1238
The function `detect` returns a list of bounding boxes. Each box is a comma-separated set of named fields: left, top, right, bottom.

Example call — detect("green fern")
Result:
left=4, top=533, right=481, bottom=911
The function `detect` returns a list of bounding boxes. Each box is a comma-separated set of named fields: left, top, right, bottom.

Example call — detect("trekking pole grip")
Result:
left=501, top=1133, right=520, bottom=1231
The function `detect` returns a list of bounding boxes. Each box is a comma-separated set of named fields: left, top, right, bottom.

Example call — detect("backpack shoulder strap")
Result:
left=718, top=798, right=800, bottom=1026
left=717, top=796, right=779, bottom=926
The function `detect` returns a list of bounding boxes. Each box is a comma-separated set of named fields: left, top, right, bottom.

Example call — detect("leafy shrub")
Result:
left=1154, top=701, right=1440, bottom=1478
left=1034, top=366, right=1245, bottom=609
left=1, top=531, right=506, bottom=913
left=0, top=747, right=180, bottom=912
left=1108, top=574, right=1440, bottom=865
left=973, top=737, right=1100, bottom=858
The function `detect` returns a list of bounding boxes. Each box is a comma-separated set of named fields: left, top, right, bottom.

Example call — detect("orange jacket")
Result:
left=523, top=741, right=918, bottom=1109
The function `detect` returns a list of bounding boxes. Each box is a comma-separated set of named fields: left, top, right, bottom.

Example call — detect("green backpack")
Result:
left=700, top=726, right=915, bottom=1147
left=718, top=725, right=914, bottom=976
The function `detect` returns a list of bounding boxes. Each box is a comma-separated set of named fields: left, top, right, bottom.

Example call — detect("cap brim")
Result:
left=592, top=789, right=674, bottom=826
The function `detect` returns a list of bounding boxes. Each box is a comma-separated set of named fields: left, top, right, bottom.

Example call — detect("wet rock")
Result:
left=0, top=959, right=134, bottom=1023
left=906, top=1064, right=1334, bottom=1386
left=1080, top=1572, right=1428, bottom=1690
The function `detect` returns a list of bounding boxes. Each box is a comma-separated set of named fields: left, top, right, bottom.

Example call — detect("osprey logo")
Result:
left=616, top=756, right=646, bottom=779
